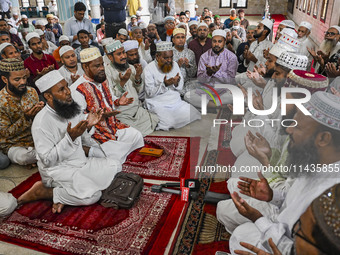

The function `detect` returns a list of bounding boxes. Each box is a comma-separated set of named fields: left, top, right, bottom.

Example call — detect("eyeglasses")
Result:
left=325, top=31, right=339, bottom=36
left=291, top=219, right=328, bottom=254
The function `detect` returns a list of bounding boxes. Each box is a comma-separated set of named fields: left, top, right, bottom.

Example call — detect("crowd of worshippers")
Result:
left=0, top=2, right=340, bottom=253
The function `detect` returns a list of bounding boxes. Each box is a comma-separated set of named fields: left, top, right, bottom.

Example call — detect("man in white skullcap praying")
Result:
left=142, top=41, right=201, bottom=131
left=122, top=40, right=148, bottom=69
left=71, top=47, right=144, bottom=163
left=104, top=40, right=159, bottom=136
left=58, top=45, right=84, bottom=86
left=18, top=70, right=122, bottom=214
left=296, top=21, right=314, bottom=70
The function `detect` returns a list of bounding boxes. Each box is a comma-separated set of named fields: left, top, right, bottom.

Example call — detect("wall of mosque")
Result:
left=175, top=0, right=288, bottom=16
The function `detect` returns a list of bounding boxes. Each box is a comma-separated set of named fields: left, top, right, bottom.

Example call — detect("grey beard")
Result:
left=319, top=39, right=338, bottom=55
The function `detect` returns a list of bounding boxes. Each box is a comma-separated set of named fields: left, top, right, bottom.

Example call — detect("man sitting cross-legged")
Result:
left=0, top=58, right=44, bottom=168
left=18, top=70, right=122, bottom=214
left=71, top=47, right=144, bottom=163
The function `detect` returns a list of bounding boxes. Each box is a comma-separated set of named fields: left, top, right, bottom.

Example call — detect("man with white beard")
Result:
left=228, top=91, right=340, bottom=254
left=297, top=21, right=313, bottom=70
left=309, top=25, right=340, bottom=74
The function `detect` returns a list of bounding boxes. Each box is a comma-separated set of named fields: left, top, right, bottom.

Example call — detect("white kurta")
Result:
left=58, top=63, right=85, bottom=86
left=104, top=62, right=159, bottom=136
left=298, top=37, right=313, bottom=71
left=32, top=105, right=121, bottom=206
left=138, top=42, right=153, bottom=63
left=71, top=76, right=144, bottom=164
left=0, top=192, right=17, bottom=217
left=143, top=61, right=201, bottom=131
left=229, top=163, right=340, bottom=255
left=244, top=39, right=273, bottom=72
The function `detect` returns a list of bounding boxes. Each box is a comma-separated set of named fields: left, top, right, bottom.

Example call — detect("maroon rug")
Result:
left=123, top=136, right=200, bottom=181
left=0, top=173, right=187, bottom=255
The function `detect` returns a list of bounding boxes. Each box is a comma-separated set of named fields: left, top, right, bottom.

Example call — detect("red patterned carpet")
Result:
left=170, top=109, right=236, bottom=255
left=0, top=173, right=187, bottom=255
left=123, top=136, right=200, bottom=181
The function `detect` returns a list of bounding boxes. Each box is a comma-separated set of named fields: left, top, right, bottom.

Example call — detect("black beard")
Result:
left=7, top=81, right=27, bottom=96
left=113, top=61, right=129, bottom=71
left=286, top=136, right=319, bottom=177
left=253, top=31, right=263, bottom=39
left=148, top=33, right=156, bottom=39
left=93, top=73, right=106, bottom=83
left=23, top=23, right=29, bottom=28
left=212, top=47, right=224, bottom=54
left=264, top=68, right=275, bottom=78
left=127, top=57, right=140, bottom=65
left=53, top=98, right=81, bottom=119
left=198, top=34, right=206, bottom=40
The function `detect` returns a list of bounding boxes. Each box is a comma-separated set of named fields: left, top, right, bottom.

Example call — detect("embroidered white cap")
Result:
left=36, top=70, right=65, bottom=93
left=59, top=46, right=74, bottom=57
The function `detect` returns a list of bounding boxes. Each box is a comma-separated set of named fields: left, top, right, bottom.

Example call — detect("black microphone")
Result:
left=151, top=185, right=199, bottom=200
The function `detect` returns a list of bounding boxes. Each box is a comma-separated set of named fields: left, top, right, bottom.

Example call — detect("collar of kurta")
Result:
left=29, top=53, right=48, bottom=62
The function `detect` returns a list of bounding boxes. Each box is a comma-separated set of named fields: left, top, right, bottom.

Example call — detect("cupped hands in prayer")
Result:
left=164, top=73, right=181, bottom=87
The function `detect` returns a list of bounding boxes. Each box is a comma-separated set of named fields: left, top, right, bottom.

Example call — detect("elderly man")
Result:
left=309, top=25, right=340, bottom=75
left=35, top=20, right=56, bottom=45
left=227, top=91, right=340, bottom=254
left=58, top=46, right=84, bottom=86
left=8, top=13, right=20, bottom=29
left=184, top=29, right=238, bottom=109
left=224, top=8, right=237, bottom=28
left=188, top=22, right=212, bottom=67
left=24, top=32, right=58, bottom=89
left=230, top=18, right=246, bottom=42
left=275, top=19, right=295, bottom=41
left=143, top=42, right=201, bottom=131
left=17, top=15, right=35, bottom=33
left=104, top=40, right=158, bottom=136
left=130, top=26, right=153, bottom=63
left=295, top=21, right=313, bottom=70
left=64, top=2, right=96, bottom=48
left=172, top=28, right=197, bottom=95
left=122, top=40, right=148, bottom=69
left=0, top=42, right=20, bottom=60
left=0, top=58, right=44, bottom=167
left=52, top=35, right=70, bottom=64
left=18, top=70, right=122, bottom=214
left=160, top=16, right=176, bottom=42
left=71, top=47, right=144, bottom=163
left=217, top=70, right=329, bottom=236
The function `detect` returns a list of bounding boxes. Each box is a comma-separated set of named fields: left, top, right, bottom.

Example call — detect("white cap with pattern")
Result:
left=59, top=46, right=74, bottom=57
left=36, top=70, right=65, bottom=93
left=156, top=41, right=173, bottom=52
left=276, top=51, right=308, bottom=70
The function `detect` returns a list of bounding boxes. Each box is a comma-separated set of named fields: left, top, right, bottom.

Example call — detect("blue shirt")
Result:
left=100, top=0, right=127, bottom=24
left=64, top=16, right=96, bottom=45
left=0, top=0, right=11, bottom=12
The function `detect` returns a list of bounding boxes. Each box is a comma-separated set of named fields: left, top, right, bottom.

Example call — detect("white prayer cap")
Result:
left=136, top=11, right=142, bottom=16
left=26, top=32, right=40, bottom=43
left=303, top=91, right=340, bottom=131
left=0, top=43, right=12, bottom=53
left=80, top=47, right=102, bottom=63
left=176, top=22, right=187, bottom=28
left=224, top=28, right=231, bottom=34
left=9, top=28, right=17, bottom=35
left=164, top=16, right=175, bottom=22
left=156, top=41, right=173, bottom=52
left=197, top=22, right=208, bottom=29
left=279, top=20, right=295, bottom=29
left=269, top=44, right=284, bottom=58
left=299, top=21, right=312, bottom=31
left=122, top=40, right=138, bottom=52
left=13, top=12, right=18, bottom=15
left=21, top=15, right=27, bottom=19
left=131, top=26, right=142, bottom=32
left=277, top=52, right=308, bottom=71
left=261, top=18, right=273, bottom=30
left=54, top=16, right=59, bottom=20
left=106, top=40, right=123, bottom=54
left=188, top=20, right=198, bottom=27
left=59, top=35, right=69, bottom=42
left=59, top=46, right=74, bottom=57
left=280, top=28, right=297, bottom=38
left=173, top=28, right=185, bottom=36
left=230, top=8, right=236, bottom=13
left=212, top=29, right=226, bottom=38
left=34, top=29, right=44, bottom=36
left=271, top=31, right=301, bottom=56
left=35, top=20, right=45, bottom=26
left=118, top=28, right=128, bottom=36
left=101, top=37, right=114, bottom=46
left=139, top=22, right=147, bottom=30
left=36, top=70, right=65, bottom=93
left=330, top=25, right=340, bottom=34
left=195, top=4, right=198, bottom=8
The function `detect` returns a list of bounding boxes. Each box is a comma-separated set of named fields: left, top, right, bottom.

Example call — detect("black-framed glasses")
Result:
left=291, top=219, right=329, bottom=254
left=325, top=31, right=339, bottom=36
